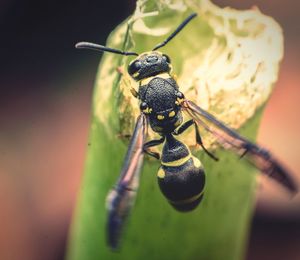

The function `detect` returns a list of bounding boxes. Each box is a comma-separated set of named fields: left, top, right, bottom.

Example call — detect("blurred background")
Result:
left=0, top=1, right=299, bottom=259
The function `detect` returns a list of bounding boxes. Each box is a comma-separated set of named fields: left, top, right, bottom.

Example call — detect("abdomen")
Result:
left=157, top=155, right=205, bottom=212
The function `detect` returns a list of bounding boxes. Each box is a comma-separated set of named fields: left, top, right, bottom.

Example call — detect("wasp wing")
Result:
left=184, top=100, right=298, bottom=194
left=106, top=113, right=148, bottom=249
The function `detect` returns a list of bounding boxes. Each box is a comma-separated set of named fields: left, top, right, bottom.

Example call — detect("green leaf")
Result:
left=66, top=1, right=283, bottom=260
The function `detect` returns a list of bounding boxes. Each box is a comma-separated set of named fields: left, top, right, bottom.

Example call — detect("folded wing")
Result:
left=184, top=100, right=298, bottom=194
left=106, top=114, right=148, bottom=249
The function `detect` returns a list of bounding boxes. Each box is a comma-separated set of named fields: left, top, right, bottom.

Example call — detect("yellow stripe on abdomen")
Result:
left=161, top=153, right=191, bottom=167
left=168, top=190, right=204, bottom=206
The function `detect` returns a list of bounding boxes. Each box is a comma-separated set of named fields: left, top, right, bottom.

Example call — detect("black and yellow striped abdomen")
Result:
left=157, top=134, right=205, bottom=212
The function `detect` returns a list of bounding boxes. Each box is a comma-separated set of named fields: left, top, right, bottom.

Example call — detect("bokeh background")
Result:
left=0, top=1, right=299, bottom=259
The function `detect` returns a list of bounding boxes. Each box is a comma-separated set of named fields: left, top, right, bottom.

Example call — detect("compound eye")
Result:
left=140, top=102, right=148, bottom=111
left=140, top=102, right=152, bottom=114
left=176, top=92, right=184, bottom=99
left=128, top=60, right=142, bottom=76
left=162, top=54, right=171, bottom=63
left=175, top=91, right=185, bottom=106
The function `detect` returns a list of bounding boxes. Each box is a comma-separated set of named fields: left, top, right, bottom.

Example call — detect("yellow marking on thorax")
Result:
left=139, top=72, right=171, bottom=86
left=174, top=119, right=181, bottom=127
left=157, top=114, right=165, bottom=120
left=168, top=110, right=175, bottom=117
left=161, top=152, right=191, bottom=167
left=172, top=73, right=177, bottom=81
left=142, top=107, right=152, bottom=114
left=175, top=98, right=184, bottom=105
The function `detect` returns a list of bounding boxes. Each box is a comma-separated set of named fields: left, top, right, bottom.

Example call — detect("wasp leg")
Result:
left=173, top=119, right=194, bottom=135
left=174, top=119, right=219, bottom=161
left=194, top=122, right=219, bottom=161
left=239, top=147, right=249, bottom=159
left=143, top=136, right=165, bottom=160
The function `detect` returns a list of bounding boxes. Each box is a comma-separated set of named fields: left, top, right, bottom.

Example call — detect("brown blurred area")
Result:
left=0, top=1, right=299, bottom=260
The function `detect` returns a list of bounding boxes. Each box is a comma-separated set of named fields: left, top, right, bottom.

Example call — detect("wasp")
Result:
left=76, top=13, right=298, bottom=249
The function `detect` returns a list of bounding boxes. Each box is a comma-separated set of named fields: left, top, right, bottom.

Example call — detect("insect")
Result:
left=76, top=13, right=298, bottom=249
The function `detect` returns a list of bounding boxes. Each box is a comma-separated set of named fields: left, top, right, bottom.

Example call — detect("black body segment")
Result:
left=128, top=52, right=172, bottom=81
left=140, top=78, right=178, bottom=113
left=139, top=77, right=179, bottom=109
left=157, top=134, right=205, bottom=211
left=139, top=77, right=183, bottom=133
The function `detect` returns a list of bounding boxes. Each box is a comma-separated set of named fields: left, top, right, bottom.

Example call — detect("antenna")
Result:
left=152, top=13, right=197, bottom=51
left=75, top=42, right=139, bottom=56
